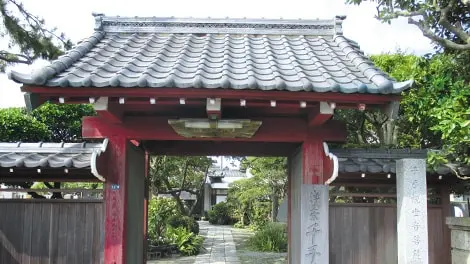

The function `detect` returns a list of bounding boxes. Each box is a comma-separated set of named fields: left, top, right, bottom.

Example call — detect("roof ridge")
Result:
left=92, top=14, right=346, bottom=36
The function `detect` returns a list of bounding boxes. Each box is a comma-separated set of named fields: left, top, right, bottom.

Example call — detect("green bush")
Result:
left=147, top=198, right=181, bottom=242
left=208, top=202, right=234, bottom=225
left=165, top=227, right=204, bottom=256
left=249, top=222, right=287, bottom=252
left=167, top=215, right=199, bottom=234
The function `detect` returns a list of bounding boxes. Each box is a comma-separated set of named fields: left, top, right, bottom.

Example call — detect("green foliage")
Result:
left=233, top=221, right=246, bottom=229
left=165, top=227, right=204, bottom=256
left=0, top=0, right=72, bottom=71
left=335, top=52, right=470, bottom=177
left=32, top=102, right=95, bottom=142
left=167, top=215, right=199, bottom=234
left=228, top=157, right=287, bottom=227
left=0, top=107, right=49, bottom=142
left=207, top=201, right=234, bottom=225
left=345, top=0, right=470, bottom=51
left=147, top=198, right=181, bottom=242
left=149, top=156, right=213, bottom=215
left=248, top=222, right=288, bottom=252
left=0, top=104, right=95, bottom=143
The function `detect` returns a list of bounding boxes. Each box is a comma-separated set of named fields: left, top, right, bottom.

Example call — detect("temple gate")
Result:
left=9, top=14, right=433, bottom=264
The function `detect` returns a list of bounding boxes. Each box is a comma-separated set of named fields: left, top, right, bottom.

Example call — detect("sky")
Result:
left=0, top=0, right=434, bottom=108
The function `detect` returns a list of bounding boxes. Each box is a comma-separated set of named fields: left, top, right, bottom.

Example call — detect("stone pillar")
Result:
left=288, top=142, right=329, bottom=264
left=446, top=217, right=470, bottom=264
left=396, top=158, right=429, bottom=264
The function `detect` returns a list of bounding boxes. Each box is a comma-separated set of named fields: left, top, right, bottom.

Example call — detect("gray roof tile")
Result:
left=0, top=141, right=106, bottom=169
left=8, top=15, right=412, bottom=94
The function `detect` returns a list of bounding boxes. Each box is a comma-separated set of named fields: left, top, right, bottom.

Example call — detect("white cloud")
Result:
left=0, top=0, right=434, bottom=108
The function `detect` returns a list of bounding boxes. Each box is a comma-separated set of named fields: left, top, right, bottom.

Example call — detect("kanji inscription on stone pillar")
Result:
left=301, top=184, right=328, bottom=264
left=397, top=159, right=429, bottom=264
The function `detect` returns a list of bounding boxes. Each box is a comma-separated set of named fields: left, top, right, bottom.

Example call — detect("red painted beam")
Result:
left=93, top=97, right=123, bottom=124
left=23, top=86, right=400, bottom=104
left=308, top=102, right=334, bottom=127
left=144, top=141, right=299, bottom=156
left=82, top=116, right=347, bottom=142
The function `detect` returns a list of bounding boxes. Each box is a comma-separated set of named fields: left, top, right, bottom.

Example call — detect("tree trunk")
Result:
left=271, top=188, right=279, bottom=222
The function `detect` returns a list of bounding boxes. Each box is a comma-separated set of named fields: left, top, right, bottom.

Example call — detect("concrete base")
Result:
left=447, top=217, right=470, bottom=264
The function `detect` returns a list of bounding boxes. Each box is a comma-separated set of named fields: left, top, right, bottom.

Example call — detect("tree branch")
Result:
left=408, top=17, right=470, bottom=50
left=437, top=0, right=470, bottom=45
left=444, top=163, right=470, bottom=180
left=0, top=51, right=32, bottom=64
left=8, top=0, right=69, bottom=47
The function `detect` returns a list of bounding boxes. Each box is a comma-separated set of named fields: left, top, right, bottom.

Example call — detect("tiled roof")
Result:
left=0, top=141, right=108, bottom=181
left=332, top=148, right=431, bottom=174
left=8, top=15, right=412, bottom=94
left=209, top=167, right=247, bottom=178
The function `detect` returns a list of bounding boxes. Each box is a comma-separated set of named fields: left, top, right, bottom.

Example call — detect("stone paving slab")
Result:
left=149, top=221, right=241, bottom=264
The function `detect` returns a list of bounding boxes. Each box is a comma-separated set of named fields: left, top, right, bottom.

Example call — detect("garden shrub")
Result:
left=165, top=227, right=204, bottom=256
left=249, top=200, right=271, bottom=230
left=147, top=198, right=181, bottom=242
left=208, top=201, right=234, bottom=225
left=167, top=215, right=200, bottom=234
left=249, top=222, right=287, bottom=252
left=233, top=221, right=245, bottom=229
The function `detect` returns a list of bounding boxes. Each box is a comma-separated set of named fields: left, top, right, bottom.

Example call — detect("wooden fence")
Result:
left=330, top=203, right=449, bottom=264
left=0, top=199, right=104, bottom=264
left=0, top=200, right=449, bottom=264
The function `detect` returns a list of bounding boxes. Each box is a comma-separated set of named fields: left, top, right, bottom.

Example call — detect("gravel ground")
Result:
left=231, top=228, right=287, bottom=264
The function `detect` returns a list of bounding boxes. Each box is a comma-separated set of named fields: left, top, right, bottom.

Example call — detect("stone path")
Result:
left=148, top=221, right=240, bottom=264
left=195, top=223, right=240, bottom=264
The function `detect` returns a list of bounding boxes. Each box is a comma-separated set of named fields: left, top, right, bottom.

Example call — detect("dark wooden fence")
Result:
left=1, top=200, right=449, bottom=264
left=0, top=199, right=104, bottom=264
left=330, top=203, right=449, bottom=264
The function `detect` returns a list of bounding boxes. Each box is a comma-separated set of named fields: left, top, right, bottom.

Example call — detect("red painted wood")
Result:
left=82, top=116, right=347, bottom=142
left=23, top=86, right=400, bottom=104
left=104, top=137, right=128, bottom=264
left=302, top=139, right=324, bottom=184
left=308, top=112, right=333, bottom=126
left=96, top=109, right=123, bottom=124
left=145, top=141, right=299, bottom=156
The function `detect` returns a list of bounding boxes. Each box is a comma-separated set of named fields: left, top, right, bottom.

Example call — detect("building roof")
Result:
left=333, top=148, right=428, bottom=174
left=209, top=167, right=247, bottom=178
left=8, top=15, right=411, bottom=94
left=0, top=140, right=108, bottom=182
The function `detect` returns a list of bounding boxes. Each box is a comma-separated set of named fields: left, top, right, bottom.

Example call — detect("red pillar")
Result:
left=302, top=138, right=324, bottom=184
left=104, top=137, right=128, bottom=264
left=104, top=137, right=145, bottom=264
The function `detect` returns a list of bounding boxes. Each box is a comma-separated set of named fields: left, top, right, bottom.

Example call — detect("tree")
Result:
left=0, top=0, right=72, bottom=71
left=0, top=104, right=97, bottom=197
left=0, top=107, right=49, bottom=142
left=346, top=0, right=470, bottom=51
left=227, top=176, right=272, bottom=227
left=149, top=156, right=213, bottom=216
left=239, top=157, right=288, bottom=222
left=335, top=52, right=470, bottom=179
left=32, top=102, right=95, bottom=142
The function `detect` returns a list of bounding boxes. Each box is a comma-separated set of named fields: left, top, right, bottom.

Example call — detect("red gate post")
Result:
left=104, top=137, right=145, bottom=264
left=288, top=138, right=329, bottom=264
